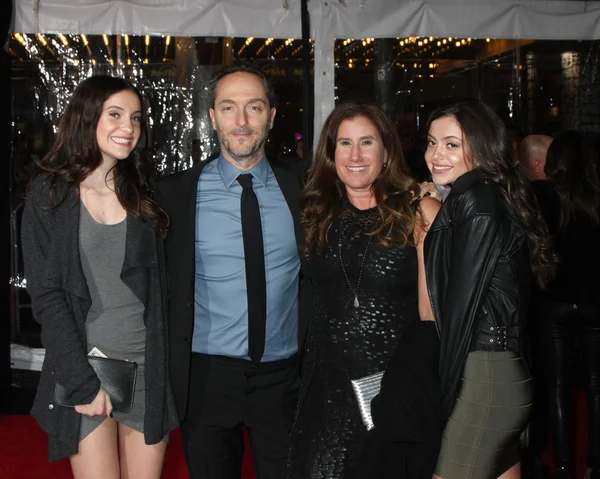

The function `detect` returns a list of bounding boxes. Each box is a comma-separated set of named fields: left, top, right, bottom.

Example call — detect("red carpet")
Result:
left=0, top=391, right=591, bottom=478
left=0, top=416, right=256, bottom=478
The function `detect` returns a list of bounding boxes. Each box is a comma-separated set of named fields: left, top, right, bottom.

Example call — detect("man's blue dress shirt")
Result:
left=192, top=155, right=300, bottom=361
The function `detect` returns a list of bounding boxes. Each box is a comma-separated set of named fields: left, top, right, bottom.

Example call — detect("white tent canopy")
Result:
left=12, top=0, right=600, bottom=139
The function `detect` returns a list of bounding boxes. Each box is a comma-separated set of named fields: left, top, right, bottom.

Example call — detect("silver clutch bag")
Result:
left=351, top=370, right=384, bottom=431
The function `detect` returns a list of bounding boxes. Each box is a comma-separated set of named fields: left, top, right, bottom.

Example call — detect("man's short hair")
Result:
left=208, top=63, right=277, bottom=109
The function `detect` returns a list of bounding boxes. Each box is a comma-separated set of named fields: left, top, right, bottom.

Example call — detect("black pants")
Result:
left=540, top=301, right=600, bottom=475
left=526, top=302, right=550, bottom=456
left=181, top=353, right=300, bottom=479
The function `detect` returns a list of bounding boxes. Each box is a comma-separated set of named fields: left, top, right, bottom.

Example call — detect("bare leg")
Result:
left=70, top=418, right=119, bottom=479
left=432, top=463, right=521, bottom=479
left=498, top=463, right=521, bottom=479
left=118, top=423, right=168, bottom=479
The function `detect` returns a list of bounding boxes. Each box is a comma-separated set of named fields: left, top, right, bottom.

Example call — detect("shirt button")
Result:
left=48, top=404, right=54, bottom=410
left=187, top=301, right=192, bottom=308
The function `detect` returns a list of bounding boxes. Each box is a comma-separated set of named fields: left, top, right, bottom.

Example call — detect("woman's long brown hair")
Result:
left=301, top=101, right=420, bottom=256
left=30, top=75, right=168, bottom=237
left=424, top=100, right=556, bottom=286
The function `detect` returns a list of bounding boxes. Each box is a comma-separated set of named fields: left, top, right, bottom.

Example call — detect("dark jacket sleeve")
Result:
left=353, top=321, right=441, bottom=479
left=21, top=176, right=100, bottom=404
left=439, top=209, right=502, bottom=421
left=371, top=321, right=440, bottom=442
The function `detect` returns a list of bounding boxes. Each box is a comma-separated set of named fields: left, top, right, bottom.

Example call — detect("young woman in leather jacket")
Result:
left=422, top=100, right=556, bottom=479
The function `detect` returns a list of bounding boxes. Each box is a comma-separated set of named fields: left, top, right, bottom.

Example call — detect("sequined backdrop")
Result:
left=9, top=34, right=222, bottom=343
left=9, top=33, right=310, bottom=343
left=11, top=34, right=220, bottom=180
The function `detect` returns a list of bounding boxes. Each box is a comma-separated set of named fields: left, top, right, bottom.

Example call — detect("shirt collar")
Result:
left=218, top=154, right=268, bottom=189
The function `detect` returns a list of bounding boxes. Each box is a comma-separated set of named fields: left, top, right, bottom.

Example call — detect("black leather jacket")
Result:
left=424, top=169, right=533, bottom=422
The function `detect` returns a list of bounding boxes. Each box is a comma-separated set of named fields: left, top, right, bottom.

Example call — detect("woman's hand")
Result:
left=74, top=387, right=113, bottom=417
left=417, top=181, right=443, bottom=202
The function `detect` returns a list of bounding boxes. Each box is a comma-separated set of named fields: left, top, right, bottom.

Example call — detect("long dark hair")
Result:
left=301, top=101, right=419, bottom=255
left=425, top=100, right=556, bottom=286
left=544, top=130, right=600, bottom=230
left=31, top=75, right=168, bottom=236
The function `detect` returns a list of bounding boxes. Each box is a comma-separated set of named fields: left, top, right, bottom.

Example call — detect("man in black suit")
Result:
left=158, top=64, right=304, bottom=478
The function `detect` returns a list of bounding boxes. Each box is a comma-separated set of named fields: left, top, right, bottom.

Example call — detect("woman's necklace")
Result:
left=100, top=194, right=117, bottom=215
left=84, top=184, right=117, bottom=216
left=338, top=214, right=373, bottom=308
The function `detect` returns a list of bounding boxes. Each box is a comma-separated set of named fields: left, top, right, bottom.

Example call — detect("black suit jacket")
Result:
left=158, top=156, right=305, bottom=421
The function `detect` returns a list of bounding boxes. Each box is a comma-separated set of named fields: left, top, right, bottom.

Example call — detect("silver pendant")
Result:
left=354, top=296, right=359, bottom=308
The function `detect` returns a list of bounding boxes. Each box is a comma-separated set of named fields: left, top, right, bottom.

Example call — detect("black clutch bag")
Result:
left=54, top=356, right=138, bottom=413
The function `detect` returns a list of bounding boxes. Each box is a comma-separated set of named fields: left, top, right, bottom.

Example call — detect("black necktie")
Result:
left=237, top=174, right=267, bottom=363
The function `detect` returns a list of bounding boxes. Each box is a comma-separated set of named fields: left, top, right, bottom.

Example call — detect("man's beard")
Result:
left=216, top=122, right=271, bottom=165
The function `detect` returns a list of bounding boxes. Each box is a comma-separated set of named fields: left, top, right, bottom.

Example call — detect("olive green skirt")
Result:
left=435, top=351, right=533, bottom=479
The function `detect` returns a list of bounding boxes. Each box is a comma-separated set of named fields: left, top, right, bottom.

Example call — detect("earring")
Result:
left=383, top=162, right=387, bottom=168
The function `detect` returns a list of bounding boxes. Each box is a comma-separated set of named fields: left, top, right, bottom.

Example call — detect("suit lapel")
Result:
left=122, top=215, right=156, bottom=274
left=173, top=160, right=212, bottom=292
left=269, top=158, right=302, bottom=249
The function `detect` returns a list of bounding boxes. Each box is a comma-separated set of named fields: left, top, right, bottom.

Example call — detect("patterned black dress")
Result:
left=288, top=203, right=420, bottom=478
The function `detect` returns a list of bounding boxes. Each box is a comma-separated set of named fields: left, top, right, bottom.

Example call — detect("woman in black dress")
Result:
left=287, top=101, right=440, bottom=478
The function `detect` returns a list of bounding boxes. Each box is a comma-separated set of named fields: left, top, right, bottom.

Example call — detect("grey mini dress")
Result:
left=78, top=205, right=148, bottom=441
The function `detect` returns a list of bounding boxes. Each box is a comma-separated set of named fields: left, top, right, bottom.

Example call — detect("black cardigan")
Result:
left=21, top=174, right=179, bottom=461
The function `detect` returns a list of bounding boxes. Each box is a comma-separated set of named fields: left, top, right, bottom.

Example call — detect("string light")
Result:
left=237, top=36, right=254, bottom=55
left=164, top=35, right=171, bottom=58
left=58, top=33, right=69, bottom=47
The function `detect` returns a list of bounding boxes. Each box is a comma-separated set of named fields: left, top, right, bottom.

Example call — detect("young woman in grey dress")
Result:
left=21, top=75, right=178, bottom=478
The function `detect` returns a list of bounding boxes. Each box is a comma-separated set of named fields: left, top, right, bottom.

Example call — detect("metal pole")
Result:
left=374, top=39, right=396, bottom=121
left=300, top=0, right=313, bottom=159
left=1, top=0, right=14, bottom=409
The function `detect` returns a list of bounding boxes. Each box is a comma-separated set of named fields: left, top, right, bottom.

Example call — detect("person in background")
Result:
left=519, top=134, right=553, bottom=182
left=287, top=101, right=440, bottom=478
left=284, top=135, right=309, bottom=177
left=423, top=100, right=556, bottom=479
left=536, top=131, right=600, bottom=479
left=295, top=138, right=304, bottom=160
left=21, top=75, right=178, bottom=478
left=158, top=63, right=304, bottom=479
left=517, top=132, right=554, bottom=476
